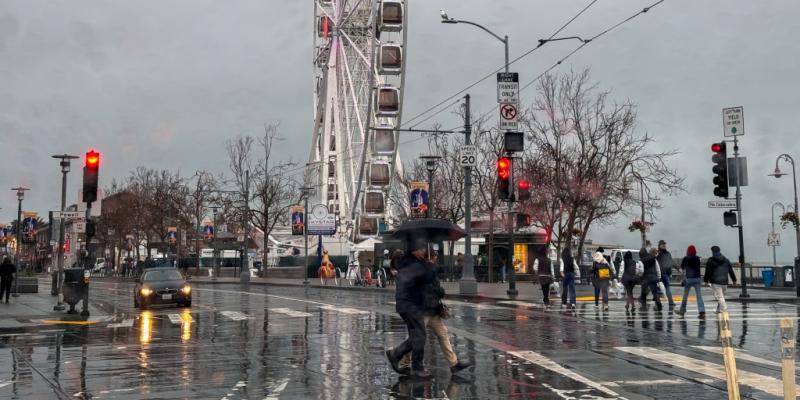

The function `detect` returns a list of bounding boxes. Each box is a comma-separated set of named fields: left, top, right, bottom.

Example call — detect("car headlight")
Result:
left=140, top=288, right=153, bottom=296
left=181, top=285, right=191, bottom=295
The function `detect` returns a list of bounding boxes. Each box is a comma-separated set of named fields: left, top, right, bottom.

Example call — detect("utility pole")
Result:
left=52, top=154, right=78, bottom=311
left=241, top=170, right=251, bottom=282
left=460, top=94, right=478, bottom=295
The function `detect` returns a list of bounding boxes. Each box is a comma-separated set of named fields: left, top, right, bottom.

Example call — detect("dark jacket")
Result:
left=640, top=248, right=660, bottom=284
left=620, top=256, right=639, bottom=284
left=395, top=254, right=435, bottom=314
left=0, top=259, right=15, bottom=279
left=422, top=262, right=445, bottom=316
left=657, top=249, right=675, bottom=276
left=562, top=250, right=576, bottom=273
left=681, top=255, right=702, bottom=279
left=704, top=255, right=737, bottom=285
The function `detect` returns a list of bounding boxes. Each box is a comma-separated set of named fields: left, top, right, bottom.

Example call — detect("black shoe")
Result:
left=698, top=312, right=706, bottom=320
left=450, top=361, right=471, bottom=374
left=654, top=305, right=663, bottom=312
left=385, top=350, right=403, bottom=374
left=411, top=369, right=432, bottom=379
left=669, top=304, right=676, bottom=311
left=674, top=309, right=685, bottom=317
left=399, top=367, right=410, bottom=375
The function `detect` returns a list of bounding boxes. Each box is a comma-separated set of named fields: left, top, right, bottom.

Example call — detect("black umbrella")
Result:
left=392, top=218, right=466, bottom=242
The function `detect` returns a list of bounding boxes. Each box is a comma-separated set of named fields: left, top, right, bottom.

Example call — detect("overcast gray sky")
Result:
left=1, top=0, right=799, bottom=263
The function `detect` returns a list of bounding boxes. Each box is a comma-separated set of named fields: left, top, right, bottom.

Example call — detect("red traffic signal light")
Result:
left=711, top=142, right=728, bottom=198
left=711, top=143, right=723, bottom=153
left=497, top=157, right=512, bottom=200
left=85, top=150, right=100, bottom=169
left=497, top=157, right=510, bottom=179
left=517, top=179, right=531, bottom=201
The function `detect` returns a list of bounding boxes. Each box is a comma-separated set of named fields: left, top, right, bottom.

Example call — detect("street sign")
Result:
left=307, top=204, right=336, bottom=235
left=768, top=232, right=781, bottom=247
left=53, top=211, right=80, bottom=220
left=708, top=200, right=737, bottom=208
left=728, top=157, right=748, bottom=187
left=723, top=106, right=744, bottom=137
left=496, top=72, right=519, bottom=103
left=499, top=103, right=519, bottom=131
left=459, top=145, right=477, bottom=167
left=74, top=217, right=86, bottom=233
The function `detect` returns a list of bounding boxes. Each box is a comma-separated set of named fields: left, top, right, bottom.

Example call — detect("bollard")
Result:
left=718, top=311, right=741, bottom=400
left=780, top=318, right=796, bottom=400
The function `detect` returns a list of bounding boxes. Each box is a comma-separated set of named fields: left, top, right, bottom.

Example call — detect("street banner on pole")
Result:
left=409, top=181, right=429, bottom=218
left=307, top=204, right=336, bottom=235
left=22, top=212, right=38, bottom=244
left=167, top=227, right=178, bottom=245
left=0, top=224, right=7, bottom=242
left=125, top=234, right=135, bottom=250
left=202, top=219, right=214, bottom=242
left=291, top=205, right=305, bottom=236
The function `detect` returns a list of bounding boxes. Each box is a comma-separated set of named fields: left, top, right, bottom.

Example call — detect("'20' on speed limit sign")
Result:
left=459, top=145, right=477, bottom=167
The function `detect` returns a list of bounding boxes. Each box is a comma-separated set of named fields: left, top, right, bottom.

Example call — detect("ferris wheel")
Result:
left=309, top=0, right=408, bottom=240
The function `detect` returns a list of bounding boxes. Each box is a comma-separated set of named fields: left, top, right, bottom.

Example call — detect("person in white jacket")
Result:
left=559, top=247, right=581, bottom=310
left=533, top=254, right=556, bottom=309
left=591, top=250, right=617, bottom=311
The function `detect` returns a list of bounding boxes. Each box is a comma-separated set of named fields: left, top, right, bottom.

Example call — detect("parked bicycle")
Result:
left=375, top=250, right=391, bottom=288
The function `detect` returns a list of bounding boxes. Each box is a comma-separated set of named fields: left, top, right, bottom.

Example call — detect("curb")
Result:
left=182, top=278, right=800, bottom=304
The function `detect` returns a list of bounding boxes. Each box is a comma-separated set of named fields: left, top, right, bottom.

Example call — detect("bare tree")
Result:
left=519, top=69, right=685, bottom=258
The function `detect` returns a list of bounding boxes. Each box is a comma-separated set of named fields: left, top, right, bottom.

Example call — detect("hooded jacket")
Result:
left=704, top=254, right=737, bottom=285
left=656, top=248, right=675, bottom=276
left=640, top=248, right=661, bottom=284
left=395, top=253, right=435, bottom=314
left=620, top=252, right=639, bottom=283
left=681, top=245, right=702, bottom=279
left=592, top=252, right=616, bottom=282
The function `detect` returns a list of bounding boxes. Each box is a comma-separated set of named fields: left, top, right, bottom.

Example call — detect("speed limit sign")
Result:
left=459, top=145, right=477, bottom=167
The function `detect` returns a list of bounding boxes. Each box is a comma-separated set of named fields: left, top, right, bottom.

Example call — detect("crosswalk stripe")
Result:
left=497, top=300, right=543, bottom=309
left=220, top=311, right=252, bottom=321
left=692, top=346, right=785, bottom=368
left=319, top=305, right=369, bottom=315
left=167, top=314, right=183, bottom=324
left=269, top=308, right=313, bottom=318
left=442, top=300, right=505, bottom=310
left=509, top=351, right=620, bottom=398
left=615, top=346, right=790, bottom=397
left=107, top=319, right=134, bottom=328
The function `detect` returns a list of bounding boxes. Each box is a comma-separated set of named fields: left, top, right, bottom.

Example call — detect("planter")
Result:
left=16, top=276, right=39, bottom=294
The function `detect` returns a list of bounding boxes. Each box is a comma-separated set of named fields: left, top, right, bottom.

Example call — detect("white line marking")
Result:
left=442, top=300, right=505, bottom=310
left=509, top=351, right=621, bottom=398
left=167, top=314, right=183, bottom=324
left=0, top=380, right=14, bottom=389
left=220, top=311, right=252, bottom=321
left=319, top=305, right=369, bottom=315
left=269, top=308, right=312, bottom=318
left=264, top=378, right=289, bottom=400
left=692, top=346, right=785, bottom=368
left=616, top=347, right=791, bottom=397
left=498, top=300, right=544, bottom=309
left=107, top=319, right=134, bottom=328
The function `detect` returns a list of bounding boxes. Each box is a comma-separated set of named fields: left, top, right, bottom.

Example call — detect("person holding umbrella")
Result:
left=386, top=238, right=436, bottom=378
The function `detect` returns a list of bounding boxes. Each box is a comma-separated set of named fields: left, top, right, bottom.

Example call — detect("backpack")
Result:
left=596, top=263, right=611, bottom=281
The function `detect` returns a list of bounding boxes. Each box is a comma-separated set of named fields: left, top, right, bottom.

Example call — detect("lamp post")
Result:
left=441, top=10, right=509, bottom=73
left=52, top=154, right=79, bottom=311
left=300, top=187, right=314, bottom=285
left=10, top=187, right=30, bottom=298
left=419, top=156, right=441, bottom=218
left=209, top=205, right=219, bottom=280
left=624, top=167, right=648, bottom=249
left=768, top=154, right=800, bottom=297
left=771, top=202, right=786, bottom=267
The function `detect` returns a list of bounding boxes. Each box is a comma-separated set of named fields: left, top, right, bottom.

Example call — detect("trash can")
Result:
left=63, top=268, right=87, bottom=311
left=773, top=267, right=785, bottom=287
left=762, top=269, right=774, bottom=288
left=784, top=266, right=795, bottom=287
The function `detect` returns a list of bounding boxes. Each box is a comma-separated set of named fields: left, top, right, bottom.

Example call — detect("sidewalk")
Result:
left=135, top=274, right=800, bottom=304
left=0, top=278, right=110, bottom=329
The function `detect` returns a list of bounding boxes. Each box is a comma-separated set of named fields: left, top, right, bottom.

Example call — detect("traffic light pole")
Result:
left=81, top=201, right=91, bottom=317
left=507, top=204, right=518, bottom=299
left=733, top=135, right=748, bottom=298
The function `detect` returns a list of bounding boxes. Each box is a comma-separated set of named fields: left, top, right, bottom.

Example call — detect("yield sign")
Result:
left=499, top=103, right=519, bottom=130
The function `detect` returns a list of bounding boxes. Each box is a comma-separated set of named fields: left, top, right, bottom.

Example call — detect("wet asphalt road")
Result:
left=0, top=280, right=799, bottom=399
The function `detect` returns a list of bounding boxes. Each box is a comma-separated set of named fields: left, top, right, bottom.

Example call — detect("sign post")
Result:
left=723, top=106, right=748, bottom=298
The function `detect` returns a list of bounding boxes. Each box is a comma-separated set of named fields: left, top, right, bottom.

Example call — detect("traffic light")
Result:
left=516, top=213, right=532, bottom=228
left=83, top=150, right=100, bottom=203
left=497, top=157, right=512, bottom=200
left=723, top=211, right=737, bottom=227
left=711, top=142, right=728, bottom=198
left=85, top=220, right=96, bottom=239
left=517, top=179, right=531, bottom=201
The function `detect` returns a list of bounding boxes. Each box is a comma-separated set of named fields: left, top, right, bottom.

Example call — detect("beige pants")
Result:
left=399, top=315, right=458, bottom=369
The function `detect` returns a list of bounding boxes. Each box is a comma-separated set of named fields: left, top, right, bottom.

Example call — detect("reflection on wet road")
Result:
left=0, top=280, right=798, bottom=399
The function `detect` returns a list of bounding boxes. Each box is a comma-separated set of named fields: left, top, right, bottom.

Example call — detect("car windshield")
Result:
left=143, top=270, right=183, bottom=281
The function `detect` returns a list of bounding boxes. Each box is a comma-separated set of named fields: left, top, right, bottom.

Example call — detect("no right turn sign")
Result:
left=499, top=103, right=518, bottom=130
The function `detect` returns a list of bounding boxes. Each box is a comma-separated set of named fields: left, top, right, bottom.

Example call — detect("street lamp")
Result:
left=10, top=187, right=30, bottom=298
left=299, top=186, right=315, bottom=285
left=768, top=153, right=800, bottom=297
left=440, top=10, right=509, bottom=73
left=419, top=155, right=441, bottom=218
left=623, top=167, right=648, bottom=249
left=52, top=154, right=79, bottom=311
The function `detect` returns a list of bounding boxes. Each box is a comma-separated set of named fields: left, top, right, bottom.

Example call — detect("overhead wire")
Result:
left=402, top=0, right=600, bottom=130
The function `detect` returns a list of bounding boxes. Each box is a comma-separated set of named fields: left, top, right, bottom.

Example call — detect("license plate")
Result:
left=162, top=294, right=172, bottom=300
